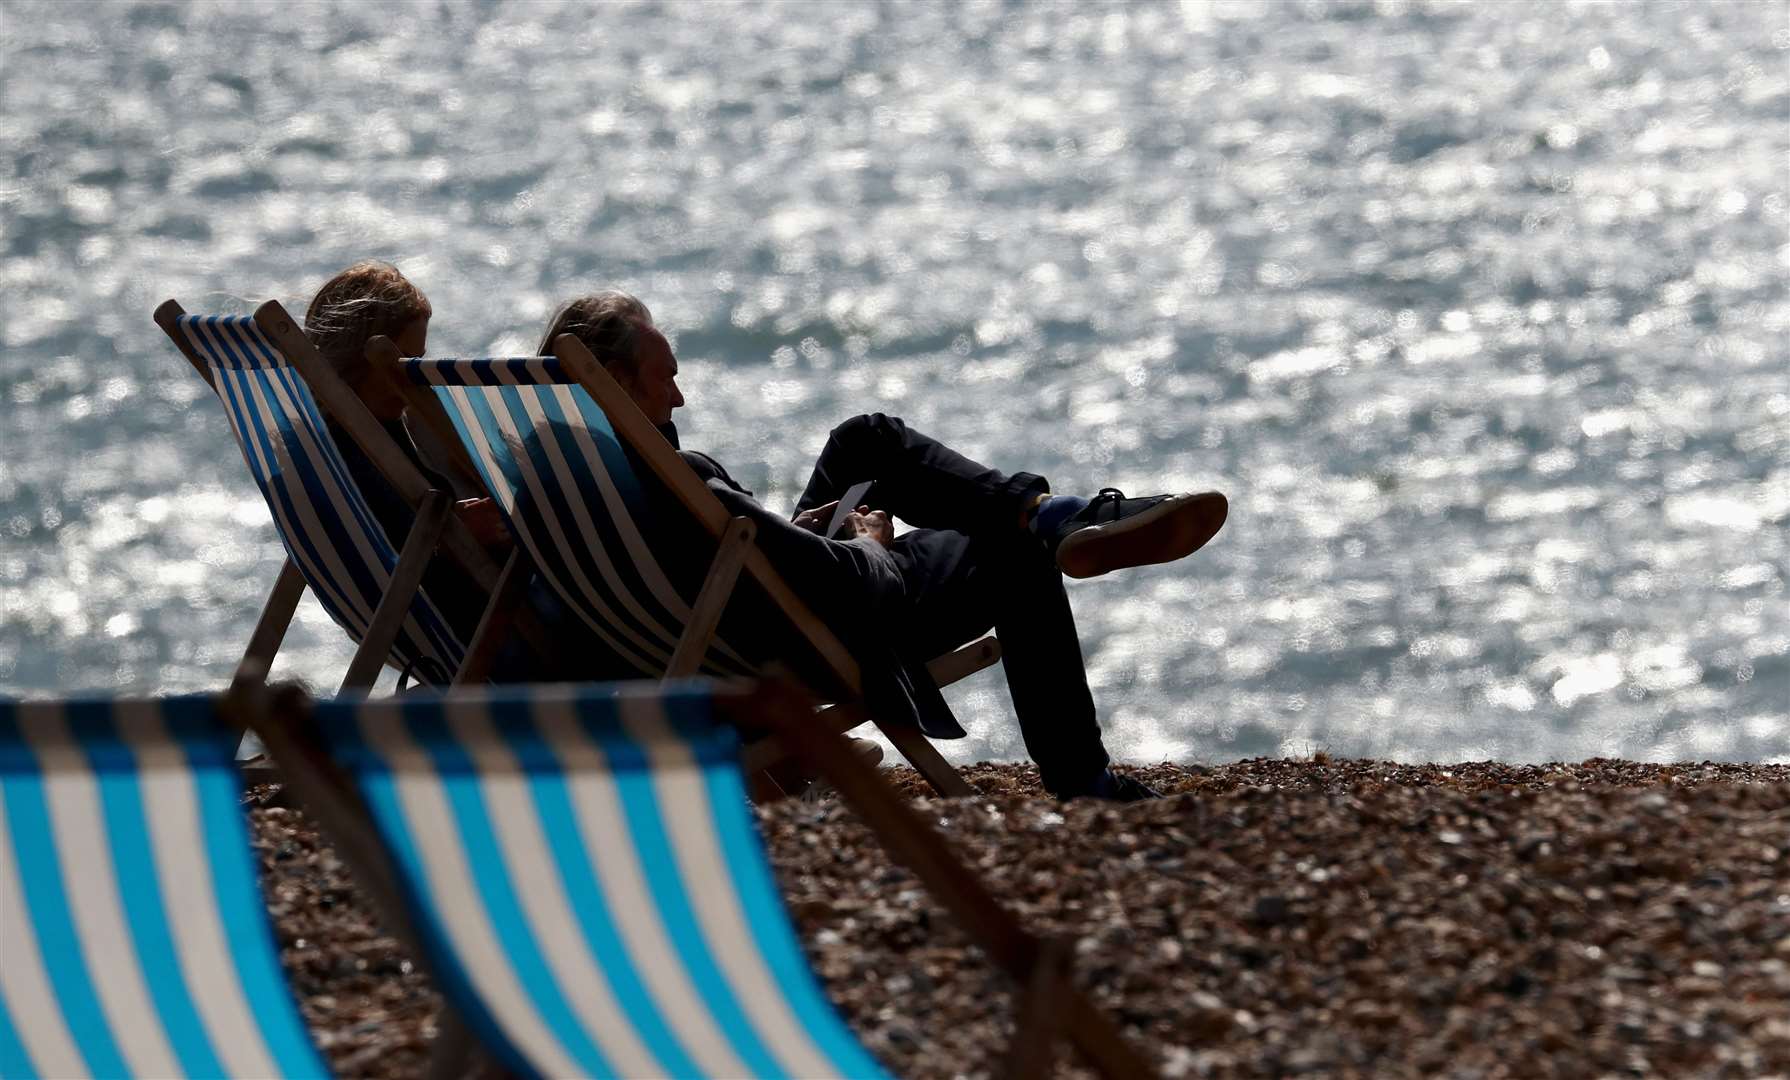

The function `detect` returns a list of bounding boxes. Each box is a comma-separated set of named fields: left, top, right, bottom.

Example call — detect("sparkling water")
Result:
left=2, top=0, right=1785, bottom=765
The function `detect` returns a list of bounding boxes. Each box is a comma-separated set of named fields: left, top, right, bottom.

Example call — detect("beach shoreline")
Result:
left=251, top=759, right=1790, bottom=1078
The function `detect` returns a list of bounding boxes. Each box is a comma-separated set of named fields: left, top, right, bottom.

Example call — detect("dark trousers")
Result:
left=788, top=414, right=1111, bottom=794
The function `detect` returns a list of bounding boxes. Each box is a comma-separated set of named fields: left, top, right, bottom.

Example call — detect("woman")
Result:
left=304, top=259, right=433, bottom=423
left=302, top=261, right=510, bottom=638
left=305, top=261, right=509, bottom=546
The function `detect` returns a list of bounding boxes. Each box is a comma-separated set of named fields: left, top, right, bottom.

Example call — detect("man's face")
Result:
left=618, top=324, right=684, bottom=425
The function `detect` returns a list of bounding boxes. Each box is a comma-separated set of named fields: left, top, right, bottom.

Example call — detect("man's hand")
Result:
left=792, top=499, right=839, bottom=535
left=843, top=507, right=894, bottom=549
left=454, top=497, right=512, bottom=549
left=795, top=500, right=893, bottom=547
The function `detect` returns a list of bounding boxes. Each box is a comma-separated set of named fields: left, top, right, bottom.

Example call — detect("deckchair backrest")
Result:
left=0, top=696, right=326, bottom=1078
left=176, top=315, right=465, bottom=686
left=402, top=357, right=751, bottom=681
left=309, top=682, right=887, bottom=1079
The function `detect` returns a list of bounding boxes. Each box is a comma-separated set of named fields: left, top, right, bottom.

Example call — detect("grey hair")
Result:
left=537, top=291, right=655, bottom=375
left=303, top=260, right=430, bottom=382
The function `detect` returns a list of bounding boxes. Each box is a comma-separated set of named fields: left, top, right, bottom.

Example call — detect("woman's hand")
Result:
left=454, top=497, right=512, bottom=549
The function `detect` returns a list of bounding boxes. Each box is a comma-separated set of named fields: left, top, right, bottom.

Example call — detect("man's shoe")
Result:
left=1058, top=768, right=1162, bottom=802
left=1051, top=488, right=1228, bottom=579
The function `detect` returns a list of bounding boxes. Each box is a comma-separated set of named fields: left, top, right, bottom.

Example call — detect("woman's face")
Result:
left=356, top=310, right=429, bottom=420
left=393, top=310, right=430, bottom=357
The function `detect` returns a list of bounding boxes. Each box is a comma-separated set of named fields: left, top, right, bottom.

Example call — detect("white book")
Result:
left=824, top=481, right=876, bottom=539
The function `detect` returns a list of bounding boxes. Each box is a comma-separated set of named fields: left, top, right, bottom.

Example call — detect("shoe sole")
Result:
left=1056, top=491, right=1228, bottom=579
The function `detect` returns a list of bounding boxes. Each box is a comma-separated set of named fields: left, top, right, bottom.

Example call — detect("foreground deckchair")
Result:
left=389, top=339, right=997, bottom=796
left=249, top=679, right=1157, bottom=1079
left=153, top=300, right=532, bottom=693
left=0, top=695, right=327, bottom=1078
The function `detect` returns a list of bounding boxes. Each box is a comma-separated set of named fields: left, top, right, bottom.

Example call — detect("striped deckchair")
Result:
left=153, top=300, right=528, bottom=694
left=0, top=695, right=327, bottom=1078
left=389, top=335, right=998, bottom=797
left=403, top=352, right=757, bottom=682
left=249, top=679, right=1157, bottom=1079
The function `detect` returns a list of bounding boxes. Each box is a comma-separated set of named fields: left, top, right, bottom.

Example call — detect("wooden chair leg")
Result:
left=340, top=490, right=452, bottom=694
left=230, top=559, right=307, bottom=769
left=738, top=640, right=990, bottom=797
left=738, top=684, right=1159, bottom=1079
left=1004, top=937, right=1073, bottom=1079
left=739, top=701, right=975, bottom=798
left=735, top=681, right=981, bottom=800
left=423, top=1012, right=484, bottom=1080
left=452, top=548, right=530, bottom=685
left=882, top=720, right=978, bottom=797
left=925, top=634, right=1001, bottom=689
left=666, top=516, right=756, bottom=678
left=738, top=701, right=869, bottom=775
left=745, top=770, right=792, bottom=803
left=234, top=558, right=306, bottom=684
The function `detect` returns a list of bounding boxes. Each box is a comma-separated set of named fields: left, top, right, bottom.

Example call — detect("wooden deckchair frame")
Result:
left=743, top=678, right=1157, bottom=1079
left=238, top=678, right=1158, bottom=1080
left=378, top=332, right=1000, bottom=797
left=153, top=298, right=542, bottom=695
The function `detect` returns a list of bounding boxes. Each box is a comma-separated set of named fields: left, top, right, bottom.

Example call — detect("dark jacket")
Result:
left=326, top=417, right=490, bottom=643
left=657, top=428, right=965, bottom=739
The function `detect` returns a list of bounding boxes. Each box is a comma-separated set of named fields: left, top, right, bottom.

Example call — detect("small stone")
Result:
left=1252, top=894, right=1292, bottom=925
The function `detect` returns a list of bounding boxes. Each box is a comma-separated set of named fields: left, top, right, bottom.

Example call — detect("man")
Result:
left=538, top=292, right=1227, bottom=801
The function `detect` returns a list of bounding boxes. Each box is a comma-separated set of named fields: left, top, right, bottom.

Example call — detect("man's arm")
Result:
left=707, top=480, right=903, bottom=614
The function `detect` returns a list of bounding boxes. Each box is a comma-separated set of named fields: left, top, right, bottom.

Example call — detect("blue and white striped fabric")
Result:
left=314, top=683, right=888, bottom=1080
left=404, top=357, right=751, bottom=680
left=0, top=697, right=326, bottom=1079
left=181, top=314, right=465, bottom=686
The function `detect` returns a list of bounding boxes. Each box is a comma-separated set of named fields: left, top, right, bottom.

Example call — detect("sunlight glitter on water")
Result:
left=1, top=1, right=1786, bottom=765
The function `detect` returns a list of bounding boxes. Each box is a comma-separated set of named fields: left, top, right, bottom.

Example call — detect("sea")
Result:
left=2, top=0, right=1785, bottom=767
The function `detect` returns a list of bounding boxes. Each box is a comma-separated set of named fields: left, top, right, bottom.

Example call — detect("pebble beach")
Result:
left=251, top=759, right=1790, bottom=1079
left=7, top=3, right=1785, bottom=1071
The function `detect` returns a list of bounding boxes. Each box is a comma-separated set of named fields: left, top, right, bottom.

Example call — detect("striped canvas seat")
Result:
left=403, top=356, right=751, bottom=681
left=311, top=683, right=888, bottom=1079
left=178, top=314, right=465, bottom=686
left=0, top=696, right=326, bottom=1078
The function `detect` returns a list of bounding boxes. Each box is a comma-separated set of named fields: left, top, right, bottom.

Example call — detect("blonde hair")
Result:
left=304, top=260, right=430, bottom=381
left=537, top=291, right=654, bottom=375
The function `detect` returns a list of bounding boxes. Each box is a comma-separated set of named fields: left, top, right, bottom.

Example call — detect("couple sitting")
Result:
left=305, top=260, right=1228, bottom=802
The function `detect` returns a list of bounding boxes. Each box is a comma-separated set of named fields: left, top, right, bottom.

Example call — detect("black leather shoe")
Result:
left=1058, top=768, right=1162, bottom=802
left=1052, top=488, right=1228, bottom=579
